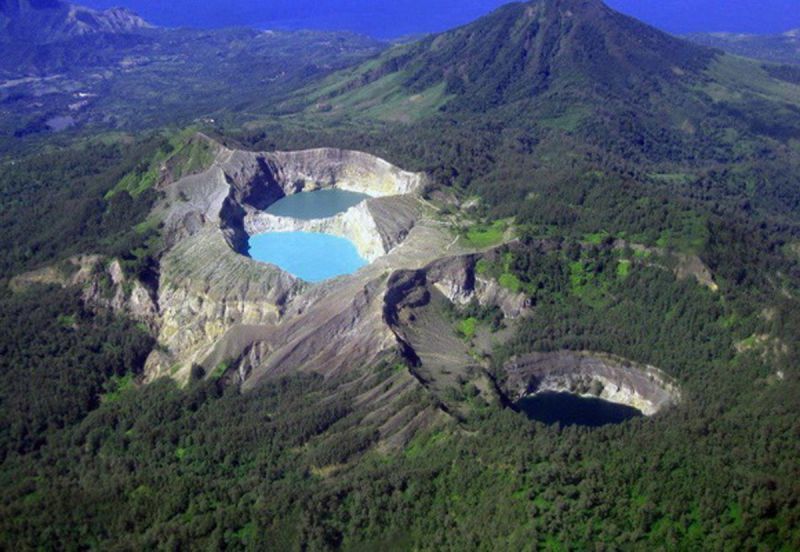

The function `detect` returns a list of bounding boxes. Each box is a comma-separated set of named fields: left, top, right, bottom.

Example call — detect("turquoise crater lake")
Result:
left=248, top=190, right=373, bottom=282
left=248, top=232, right=367, bottom=282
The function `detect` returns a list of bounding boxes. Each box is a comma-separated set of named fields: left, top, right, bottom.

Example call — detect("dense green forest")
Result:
left=0, top=283, right=797, bottom=548
left=0, top=130, right=798, bottom=548
left=2, top=0, right=800, bottom=549
left=1, top=89, right=799, bottom=551
left=0, top=134, right=166, bottom=282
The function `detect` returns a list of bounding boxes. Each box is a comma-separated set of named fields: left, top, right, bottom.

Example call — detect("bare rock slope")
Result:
left=10, top=134, right=682, bottom=438
left=140, top=136, right=680, bottom=433
left=147, top=140, right=441, bottom=385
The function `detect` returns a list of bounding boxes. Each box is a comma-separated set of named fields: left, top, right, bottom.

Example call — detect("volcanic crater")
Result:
left=113, top=135, right=680, bottom=434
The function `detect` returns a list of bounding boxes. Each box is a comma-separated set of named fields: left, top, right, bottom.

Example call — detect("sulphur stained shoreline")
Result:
left=245, top=200, right=389, bottom=262
left=264, top=189, right=371, bottom=220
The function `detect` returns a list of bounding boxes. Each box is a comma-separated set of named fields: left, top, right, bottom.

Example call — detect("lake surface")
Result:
left=266, top=189, right=371, bottom=220
left=516, top=392, right=643, bottom=427
left=248, top=231, right=367, bottom=282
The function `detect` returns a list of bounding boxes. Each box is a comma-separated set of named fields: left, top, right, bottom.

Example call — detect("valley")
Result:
left=686, top=28, right=800, bottom=65
left=0, top=2, right=385, bottom=153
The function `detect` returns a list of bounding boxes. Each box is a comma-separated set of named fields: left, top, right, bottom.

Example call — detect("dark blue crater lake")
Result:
left=248, top=231, right=367, bottom=283
left=266, top=189, right=371, bottom=220
left=516, top=392, right=643, bottom=427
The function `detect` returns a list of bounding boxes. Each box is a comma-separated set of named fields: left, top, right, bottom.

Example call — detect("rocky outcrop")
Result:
left=144, top=142, right=434, bottom=382
left=504, top=351, right=680, bottom=416
left=380, top=254, right=532, bottom=416
left=427, top=255, right=531, bottom=319
left=145, top=226, right=304, bottom=380
left=10, top=255, right=158, bottom=327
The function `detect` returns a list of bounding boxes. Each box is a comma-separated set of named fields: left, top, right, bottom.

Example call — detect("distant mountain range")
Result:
left=0, top=0, right=384, bottom=148
left=0, top=0, right=150, bottom=43
left=3, top=0, right=798, bottom=67
left=2, top=0, right=799, bottom=164
left=686, top=28, right=800, bottom=65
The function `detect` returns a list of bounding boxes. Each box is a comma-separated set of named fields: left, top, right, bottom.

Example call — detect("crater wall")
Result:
left=222, top=147, right=425, bottom=206
left=504, top=351, right=681, bottom=415
left=269, top=148, right=425, bottom=196
left=145, top=143, right=429, bottom=381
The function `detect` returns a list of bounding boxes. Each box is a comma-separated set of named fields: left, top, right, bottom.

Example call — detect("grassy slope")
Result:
left=106, top=129, right=218, bottom=199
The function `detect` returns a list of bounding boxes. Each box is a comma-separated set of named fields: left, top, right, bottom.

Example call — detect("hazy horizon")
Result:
left=77, top=0, right=800, bottom=39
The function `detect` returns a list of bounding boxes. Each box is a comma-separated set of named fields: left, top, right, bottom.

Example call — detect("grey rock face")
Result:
left=148, top=138, right=530, bottom=402
left=504, top=351, right=681, bottom=415
left=10, top=254, right=158, bottom=329
left=147, top=142, right=435, bottom=382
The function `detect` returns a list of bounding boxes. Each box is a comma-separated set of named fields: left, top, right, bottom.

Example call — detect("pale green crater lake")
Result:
left=265, top=189, right=371, bottom=220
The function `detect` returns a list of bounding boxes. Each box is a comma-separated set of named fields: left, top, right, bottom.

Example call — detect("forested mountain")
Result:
left=1, top=0, right=799, bottom=549
left=282, top=0, right=800, bottom=227
left=308, top=0, right=712, bottom=111
left=686, top=28, right=800, bottom=65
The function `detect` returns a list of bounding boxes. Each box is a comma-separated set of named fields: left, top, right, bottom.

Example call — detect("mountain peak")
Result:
left=526, top=0, right=608, bottom=16
left=0, top=0, right=151, bottom=43
left=312, top=0, right=713, bottom=116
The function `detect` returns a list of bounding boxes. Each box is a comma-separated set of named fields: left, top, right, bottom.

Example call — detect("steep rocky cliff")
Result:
left=10, top=255, right=158, bottom=326
left=504, top=351, right=681, bottom=415
left=133, top=136, right=543, bottom=437
left=143, top=139, right=464, bottom=384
